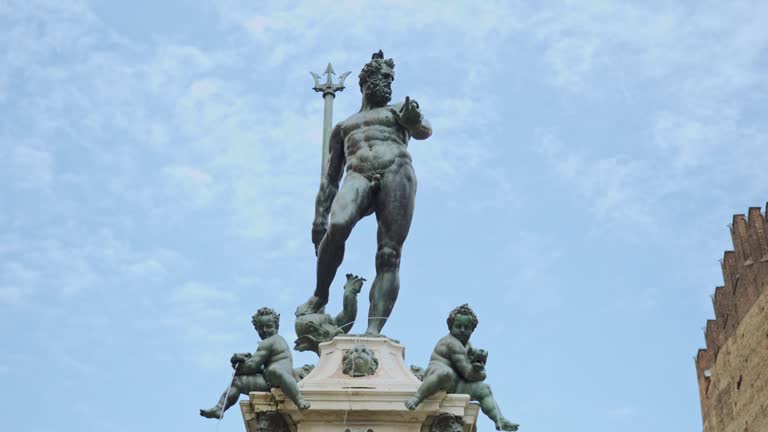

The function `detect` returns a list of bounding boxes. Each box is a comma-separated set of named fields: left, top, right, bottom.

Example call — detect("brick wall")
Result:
left=696, top=205, right=768, bottom=431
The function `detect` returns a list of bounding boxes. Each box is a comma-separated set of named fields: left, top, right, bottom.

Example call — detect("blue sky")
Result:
left=1, top=1, right=767, bottom=431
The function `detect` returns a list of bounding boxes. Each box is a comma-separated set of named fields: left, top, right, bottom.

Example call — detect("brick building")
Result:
left=696, top=206, right=768, bottom=431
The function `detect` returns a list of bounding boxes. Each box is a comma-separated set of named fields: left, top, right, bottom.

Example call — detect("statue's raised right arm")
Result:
left=312, top=124, right=345, bottom=254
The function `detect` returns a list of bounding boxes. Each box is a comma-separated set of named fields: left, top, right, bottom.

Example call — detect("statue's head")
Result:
left=252, top=307, right=280, bottom=339
left=359, top=50, right=395, bottom=107
left=446, top=304, right=478, bottom=345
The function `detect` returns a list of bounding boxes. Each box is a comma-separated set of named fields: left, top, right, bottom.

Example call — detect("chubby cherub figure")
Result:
left=200, top=307, right=311, bottom=419
left=404, top=304, right=519, bottom=431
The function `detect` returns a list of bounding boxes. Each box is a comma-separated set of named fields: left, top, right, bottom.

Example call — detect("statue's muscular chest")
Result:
left=340, top=106, right=403, bottom=142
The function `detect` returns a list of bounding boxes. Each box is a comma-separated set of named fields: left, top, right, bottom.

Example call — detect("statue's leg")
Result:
left=303, top=174, right=371, bottom=313
left=404, top=366, right=454, bottom=410
left=199, top=376, right=254, bottom=419
left=457, top=382, right=519, bottom=431
left=267, top=367, right=311, bottom=410
left=367, top=164, right=416, bottom=335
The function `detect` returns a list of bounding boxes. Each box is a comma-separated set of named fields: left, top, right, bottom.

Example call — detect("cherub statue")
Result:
left=200, top=307, right=311, bottom=419
left=294, top=274, right=365, bottom=354
left=404, top=304, right=519, bottom=431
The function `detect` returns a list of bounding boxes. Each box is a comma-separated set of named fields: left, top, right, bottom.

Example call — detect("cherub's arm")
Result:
left=241, top=340, right=272, bottom=371
left=334, top=274, right=365, bottom=333
left=394, top=97, right=432, bottom=140
left=312, top=124, right=346, bottom=253
left=447, top=341, right=486, bottom=382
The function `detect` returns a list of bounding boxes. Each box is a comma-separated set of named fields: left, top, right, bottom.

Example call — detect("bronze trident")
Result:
left=310, top=63, right=351, bottom=180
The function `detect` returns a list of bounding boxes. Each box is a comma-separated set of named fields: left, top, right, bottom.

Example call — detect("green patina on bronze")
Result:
left=297, top=50, right=432, bottom=337
left=200, top=307, right=312, bottom=419
left=405, top=305, right=520, bottom=431
left=294, top=274, right=365, bottom=354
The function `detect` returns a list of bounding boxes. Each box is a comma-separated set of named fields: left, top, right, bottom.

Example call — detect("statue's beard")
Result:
left=365, top=80, right=391, bottom=106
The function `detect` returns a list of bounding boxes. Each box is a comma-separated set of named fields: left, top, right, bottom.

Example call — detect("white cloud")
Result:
left=542, top=35, right=598, bottom=92
left=527, top=1, right=768, bottom=240
left=537, top=131, right=663, bottom=230
left=55, top=352, right=107, bottom=379
left=171, top=282, right=236, bottom=306
left=606, top=406, right=637, bottom=418
left=0, top=285, right=28, bottom=305
left=0, top=262, right=39, bottom=305
left=3, top=145, right=54, bottom=190
left=124, top=257, right=167, bottom=280
left=0, top=228, right=185, bottom=307
left=162, top=164, right=216, bottom=207
left=502, top=230, right=566, bottom=310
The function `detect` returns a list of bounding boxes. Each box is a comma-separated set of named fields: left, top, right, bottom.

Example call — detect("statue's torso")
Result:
left=429, top=334, right=468, bottom=368
left=264, top=335, right=293, bottom=369
left=339, top=106, right=412, bottom=176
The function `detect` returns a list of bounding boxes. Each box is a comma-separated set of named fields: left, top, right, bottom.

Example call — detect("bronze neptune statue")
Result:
left=297, top=50, right=432, bottom=336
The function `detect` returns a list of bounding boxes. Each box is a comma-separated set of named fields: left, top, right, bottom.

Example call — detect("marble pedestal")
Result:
left=240, top=336, right=479, bottom=432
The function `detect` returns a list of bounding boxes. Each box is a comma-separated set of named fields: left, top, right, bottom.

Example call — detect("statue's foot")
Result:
left=295, top=295, right=325, bottom=316
left=494, top=417, right=519, bottom=431
left=296, top=398, right=311, bottom=410
left=404, top=395, right=421, bottom=410
left=199, top=407, right=223, bottom=419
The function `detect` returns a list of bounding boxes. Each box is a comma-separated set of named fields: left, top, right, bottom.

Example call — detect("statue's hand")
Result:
left=343, top=273, right=366, bottom=294
left=231, top=354, right=243, bottom=368
left=230, top=353, right=252, bottom=368
left=471, top=349, right=488, bottom=365
left=470, top=362, right=487, bottom=381
left=312, top=223, right=327, bottom=256
left=396, top=96, right=423, bottom=131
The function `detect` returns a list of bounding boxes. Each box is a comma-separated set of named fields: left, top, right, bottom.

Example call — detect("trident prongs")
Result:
left=311, top=63, right=351, bottom=97
left=310, top=62, right=351, bottom=179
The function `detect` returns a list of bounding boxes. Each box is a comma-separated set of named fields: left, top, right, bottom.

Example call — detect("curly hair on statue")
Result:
left=252, top=307, right=280, bottom=329
left=358, top=49, right=395, bottom=90
left=446, top=303, right=478, bottom=330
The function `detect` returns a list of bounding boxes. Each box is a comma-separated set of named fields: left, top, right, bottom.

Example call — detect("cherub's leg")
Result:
left=367, top=164, right=416, bottom=335
left=404, top=366, right=453, bottom=410
left=267, top=367, right=311, bottom=410
left=458, top=382, right=519, bottom=431
left=200, top=375, right=260, bottom=419
left=298, top=174, right=372, bottom=316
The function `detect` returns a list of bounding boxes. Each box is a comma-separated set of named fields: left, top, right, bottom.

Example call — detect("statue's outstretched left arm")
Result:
left=396, top=96, right=432, bottom=140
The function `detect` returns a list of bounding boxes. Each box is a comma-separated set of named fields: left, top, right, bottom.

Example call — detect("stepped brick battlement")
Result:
left=696, top=204, right=768, bottom=431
